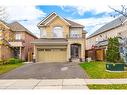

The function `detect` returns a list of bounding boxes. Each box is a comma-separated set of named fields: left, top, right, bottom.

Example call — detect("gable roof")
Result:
left=37, top=12, right=84, bottom=28
left=37, top=12, right=57, bottom=26
left=87, top=16, right=127, bottom=39
left=9, top=22, right=37, bottom=38
left=64, top=19, right=84, bottom=27
left=0, top=20, right=10, bottom=29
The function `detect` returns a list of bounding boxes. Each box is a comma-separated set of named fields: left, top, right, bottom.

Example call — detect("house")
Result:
left=0, top=20, right=14, bottom=60
left=86, top=16, right=127, bottom=61
left=32, top=12, right=87, bottom=63
left=0, top=21, right=37, bottom=61
left=86, top=16, right=127, bottom=50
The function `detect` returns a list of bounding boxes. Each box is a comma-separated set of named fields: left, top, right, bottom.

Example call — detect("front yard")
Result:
left=0, top=63, right=23, bottom=75
left=80, top=61, right=127, bottom=79
left=87, top=84, right=127, bottom=89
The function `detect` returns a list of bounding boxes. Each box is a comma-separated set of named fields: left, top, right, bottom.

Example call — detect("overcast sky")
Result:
left=2, top=0, right=127, bottom=37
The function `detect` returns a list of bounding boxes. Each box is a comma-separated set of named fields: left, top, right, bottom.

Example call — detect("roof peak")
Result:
left=9, top=21, right=37, bottom=38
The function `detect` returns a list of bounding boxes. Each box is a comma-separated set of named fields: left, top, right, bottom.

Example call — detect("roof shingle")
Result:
left=9, top=22, right=37, bottom=38
left=87, top=16, right=127, bottom=39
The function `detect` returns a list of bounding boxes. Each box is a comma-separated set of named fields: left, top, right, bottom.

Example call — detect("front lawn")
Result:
left=0, top=63, right=23, bottom=74
left=80, top=61, right=127, bottom=79
left=88, top=84, right=127, bottom=89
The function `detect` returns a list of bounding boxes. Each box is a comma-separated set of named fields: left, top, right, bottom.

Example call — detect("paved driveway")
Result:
left=0, top=62, right=88, bottom=79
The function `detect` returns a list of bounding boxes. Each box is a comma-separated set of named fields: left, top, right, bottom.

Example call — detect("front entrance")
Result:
left=13, top=47, right=20, bottom=58
left=13, top=47, right=22, bottom=59
left=71, top=44, right=81, bottom=59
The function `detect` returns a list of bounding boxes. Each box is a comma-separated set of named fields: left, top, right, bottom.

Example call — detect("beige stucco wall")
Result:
left=41, top=16, right=69, bottom=38
left=86, top=21, right=127, bottom=50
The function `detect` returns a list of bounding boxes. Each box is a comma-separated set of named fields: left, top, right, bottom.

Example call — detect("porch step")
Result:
left=71, top=58, right=80, bottom=62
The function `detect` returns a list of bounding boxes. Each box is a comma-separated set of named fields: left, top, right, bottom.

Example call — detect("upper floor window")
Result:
left=53, top=26, right=63, bottom=38
left=40, top=28, right=47, bottom=38
left=15, top=33, right=21, bottom=40
left=96, top=38, right=98, bottom=42
left=70, top=31, right=80, bottom=38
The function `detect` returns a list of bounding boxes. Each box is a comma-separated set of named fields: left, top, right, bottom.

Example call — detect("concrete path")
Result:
left=0, top=79, right=127, bottom=89
left=0, top=79, right=88, bottom=89
left=0, top=63, right=88, bottom=79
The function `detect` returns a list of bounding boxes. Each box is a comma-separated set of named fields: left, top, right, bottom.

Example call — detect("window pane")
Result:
left=53, top=26, right=63, bottom=38
left=70, top=31, right=80, bottom=38
left=15, top=34, right=21, bottom=40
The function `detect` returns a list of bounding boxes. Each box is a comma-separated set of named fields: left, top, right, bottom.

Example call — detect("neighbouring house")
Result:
left=0, top=20, right=14, bottom=61
left=0, top=20, right=37, bottom=61
left=86, top=16, right=127, bottom=61
left=32, top=12, right=87, bottom=63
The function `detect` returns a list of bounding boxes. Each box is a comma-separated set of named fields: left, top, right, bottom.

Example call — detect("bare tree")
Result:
left=0, top=6, right=8, bottom=21
left=109, top=5, right=127, bottom=18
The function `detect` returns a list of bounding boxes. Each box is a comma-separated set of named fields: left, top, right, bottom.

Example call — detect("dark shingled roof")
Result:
left=87, top=16, right=127, bottom=39
left=9, top=22, right=37, bottom=38
left=64, top=19, right=84, bottom=28
left=31, top=38, right=68, bottom=45
left=38, top=12, right=84, bottom=28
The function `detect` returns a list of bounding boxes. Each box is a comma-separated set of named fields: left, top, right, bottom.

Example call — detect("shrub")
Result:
left=7, top=58, right=22, bottom=64
left=106, top=37, right=123, bottom=63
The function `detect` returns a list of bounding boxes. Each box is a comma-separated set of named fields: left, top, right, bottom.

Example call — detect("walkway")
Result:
left=0, top=79, right=127, bottom=89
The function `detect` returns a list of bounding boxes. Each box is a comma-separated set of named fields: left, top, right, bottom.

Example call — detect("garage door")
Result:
left=37, top=48, right=67, bottom=62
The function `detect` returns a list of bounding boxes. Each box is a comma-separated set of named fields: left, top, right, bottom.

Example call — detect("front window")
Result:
left=70, top=31, right=80, bottom=38
left=53, top=26, right=63, bottom=38
left=15, top=33, right=21, bottom=40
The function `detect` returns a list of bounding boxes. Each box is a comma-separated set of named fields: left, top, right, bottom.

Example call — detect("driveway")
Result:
left=0, top=62, right=88, bottom=79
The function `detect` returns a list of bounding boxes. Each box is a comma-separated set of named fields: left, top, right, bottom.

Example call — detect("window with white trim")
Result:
left=15, top=33, right=21, bottom=40
left=53, top=26, right=63, bottom=38
left=70, top=31, right=80, bottom=38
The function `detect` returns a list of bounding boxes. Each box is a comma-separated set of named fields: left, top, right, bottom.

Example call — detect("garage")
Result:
left=31, top=38, right=68, bottom=63
left=37, top=48, right=67, bottom=62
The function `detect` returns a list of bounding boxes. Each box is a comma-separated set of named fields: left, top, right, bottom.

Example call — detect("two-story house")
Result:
left=86, top=16, right=127, bottom=61
left=86, top=16, right=127, bottom=50
left=9, top=22, right=37, bottom=61
left=0, top=20, right=37, bottom=61
left=32, top=12, right=87, bottom=63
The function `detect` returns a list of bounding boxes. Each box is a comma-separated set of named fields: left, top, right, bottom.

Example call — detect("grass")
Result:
left=0, top=63, right=23, bottom=75
left=80, top=61, right=127, bottom=79
left=87, top=84, right=127, bottom=89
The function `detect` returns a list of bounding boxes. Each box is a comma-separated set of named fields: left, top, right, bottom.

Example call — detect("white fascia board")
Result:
left=37, top=12, right=57, bottom=27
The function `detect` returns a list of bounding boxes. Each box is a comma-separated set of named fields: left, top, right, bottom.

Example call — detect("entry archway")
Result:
left=70, top=43, right=81, bottom=59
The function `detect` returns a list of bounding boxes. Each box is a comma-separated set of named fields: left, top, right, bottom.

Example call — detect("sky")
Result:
left=1, top=3, right=127, bottom=37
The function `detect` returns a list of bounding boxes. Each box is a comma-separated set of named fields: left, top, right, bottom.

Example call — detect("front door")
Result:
left=13, top=47, right=20, bottom=58
left=71, top=44, right=80, bottom=58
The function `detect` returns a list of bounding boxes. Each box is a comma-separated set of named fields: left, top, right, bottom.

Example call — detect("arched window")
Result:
left=53, top=26, right=63, bottom=38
